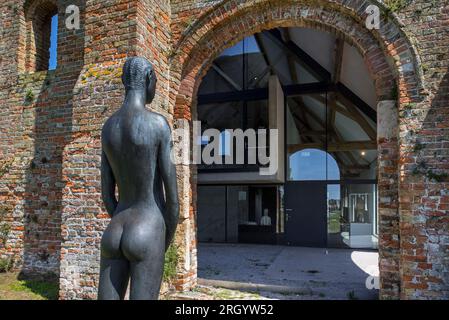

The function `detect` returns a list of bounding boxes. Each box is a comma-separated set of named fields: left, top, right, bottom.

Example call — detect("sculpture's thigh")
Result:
left=129, top=254, right=165, bottom=300
left=98, top=258, right=129, bottom=300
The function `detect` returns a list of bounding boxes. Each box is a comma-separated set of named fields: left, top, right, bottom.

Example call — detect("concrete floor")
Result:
left=197, top=243, right=379, bottom=300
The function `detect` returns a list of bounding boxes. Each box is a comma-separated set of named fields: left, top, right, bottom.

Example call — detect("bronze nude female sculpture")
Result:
left=98, top=57, right=179, bottom=300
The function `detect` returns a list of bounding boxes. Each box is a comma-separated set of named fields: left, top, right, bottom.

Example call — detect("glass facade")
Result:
left=286, top=94, right=377, bottom=182
left=286, top=93, right=378, bottom=249
left=327, top=95, right=377, bottom=181
left=196, top=30, right=378, bottom=249
left=288, top=149, right=340, bottom=181
left=327, top=184, right=378, bottom=249
left=197, top=99, right=269, bottom=168
left=197, top=185, right=281, bottom=244
left=199, top=36, right=270, bottom=95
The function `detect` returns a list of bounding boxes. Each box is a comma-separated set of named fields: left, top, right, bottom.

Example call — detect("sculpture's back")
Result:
left=98, top=57, right=179, bottom=300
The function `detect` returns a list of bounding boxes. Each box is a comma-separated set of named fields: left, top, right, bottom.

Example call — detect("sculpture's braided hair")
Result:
left=122, top=57, right=154, bottom=90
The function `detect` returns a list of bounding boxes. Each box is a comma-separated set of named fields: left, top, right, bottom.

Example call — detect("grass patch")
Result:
left=0, top=224, right=11, bottom=246
left=163, top=244, right=179, bottom=282
left=212, top=287, right=261, bottom=300
left=328, top=211, right=341, bottom=234
left=384, top=0, right=412, bottom=13
left=0, top=273, right=58, bottom=300
left=25, top=89, right=35, bottom=104
left=9, top=279, right=58, bottom=300
left=0, top=257, right=13, bottom=273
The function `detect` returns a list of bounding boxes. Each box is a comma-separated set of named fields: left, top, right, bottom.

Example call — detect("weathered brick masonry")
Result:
left=0, top=0, right=448, bottom=299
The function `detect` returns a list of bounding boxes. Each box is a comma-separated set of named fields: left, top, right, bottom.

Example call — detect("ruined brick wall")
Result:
left=0, top=0, right=448, bottom=300
left=395, top=1, right=449, bottom=299
left=0, top=0, right=177, bottom=299
left=168, top=0, right=448, bottom=300
left=59, top=0, right=176, bottom=299
left=0, top=0, right=86, bottom=278
left=0, top=1, right=24, bottom=272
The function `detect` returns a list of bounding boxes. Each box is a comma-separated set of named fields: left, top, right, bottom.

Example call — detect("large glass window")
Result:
left=198, top=29, right=327, bottom=97
left=287, top=93, right=328, bottom=181
left=198, top=36, right=270, bottom=95
left=197, top=186, right=227, bottom=242
left=198, top=101, right=244, bottom=131
left=288, top=149, right=340, bottom=181
left=327, top=183, right=378, bottom=249
left=234, top=185, right=279, bottom=244
left=196, top=28, right=379, bottom=249
left=326, top=94, right=377, bottom=180
left=197, top=185, right=281, bottom=244
left=286, top=93, right=377, bottom=181
left=197, top=100, right=268, bottom=168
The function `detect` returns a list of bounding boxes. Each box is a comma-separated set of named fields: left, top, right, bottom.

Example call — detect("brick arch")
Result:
left=170, top=0, right=424, bottom=118
left=23, top=0, right=58, bottom=19
left=18, top=0, right=59, bottom=72
left=169, top=0, right=424, bottom=300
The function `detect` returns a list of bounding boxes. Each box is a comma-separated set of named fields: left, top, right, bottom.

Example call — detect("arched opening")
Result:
left=288, top=148, right=340, bottom=181
left=194, top=27, right=380, bottom=299
left=170, top=1, right=422, bottom=299
left=22, top=0, right=59, bottom=72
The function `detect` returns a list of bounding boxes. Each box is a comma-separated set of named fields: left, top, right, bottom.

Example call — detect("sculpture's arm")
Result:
left=101, top=151, right=117, bottom=217
left=158, top=120, right=179, bottom=252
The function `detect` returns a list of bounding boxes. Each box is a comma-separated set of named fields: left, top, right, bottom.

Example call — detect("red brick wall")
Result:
left=22, top=0, right=58, bottom=72
left=396, top=1, right=449, bottom=299
left=0, top=0, right=447, bottom=300
left=59, top=0, right=174, bottom=299
left=168, top=0, right=447, bottom=300
left=0, top=0, right=87, bottom=279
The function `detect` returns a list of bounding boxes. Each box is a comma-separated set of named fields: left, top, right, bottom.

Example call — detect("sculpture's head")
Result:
left=122, top=56, right=157, bottom=104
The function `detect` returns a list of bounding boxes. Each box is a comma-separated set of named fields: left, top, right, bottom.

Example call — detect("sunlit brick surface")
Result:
left=0, top=0, right=447, bottom=299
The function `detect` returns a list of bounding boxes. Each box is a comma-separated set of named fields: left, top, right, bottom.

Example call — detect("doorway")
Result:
left=284, top=181, right=327, bottom=247
left=283, top=181, right=379, bottom=249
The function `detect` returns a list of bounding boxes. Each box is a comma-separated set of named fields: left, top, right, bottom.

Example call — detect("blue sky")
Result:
left=49, top=14, right=58, bottom=70
left=220, top=36, right=260, bottom=56
left=289, top=149, right=340, bottom=182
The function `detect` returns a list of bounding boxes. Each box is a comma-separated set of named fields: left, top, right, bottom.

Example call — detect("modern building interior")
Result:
left=196, top=27, right=378, bottom=250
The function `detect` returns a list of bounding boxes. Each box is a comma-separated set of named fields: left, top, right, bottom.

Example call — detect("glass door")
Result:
left=326, top=183, right=378, bottom=249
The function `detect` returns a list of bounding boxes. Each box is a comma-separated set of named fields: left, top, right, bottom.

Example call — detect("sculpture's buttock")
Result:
left=101, top=207, right=166, bottom=262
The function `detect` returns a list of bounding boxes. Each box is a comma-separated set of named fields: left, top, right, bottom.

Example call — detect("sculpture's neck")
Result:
left=123, top=90, right=147, bottom=110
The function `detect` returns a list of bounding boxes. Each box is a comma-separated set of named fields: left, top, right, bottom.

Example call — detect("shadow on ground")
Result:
left=198, top=243, right=379, bottom=300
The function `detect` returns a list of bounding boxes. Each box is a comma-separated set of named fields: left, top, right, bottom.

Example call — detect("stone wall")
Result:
left=0, top=0, right=448, bottom=300
left=168, top=0, right=448, bottom=300
left=0, top=0, right=88, bottom=279
left=396, top=0, right=449, bottom=299
left=58, top=0, right=177, bottom=299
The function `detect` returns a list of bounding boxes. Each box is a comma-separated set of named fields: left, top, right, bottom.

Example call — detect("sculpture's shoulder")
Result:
left=147, top=111, right=171, bottom=138
left=101, top=112, right=120, bottom=138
